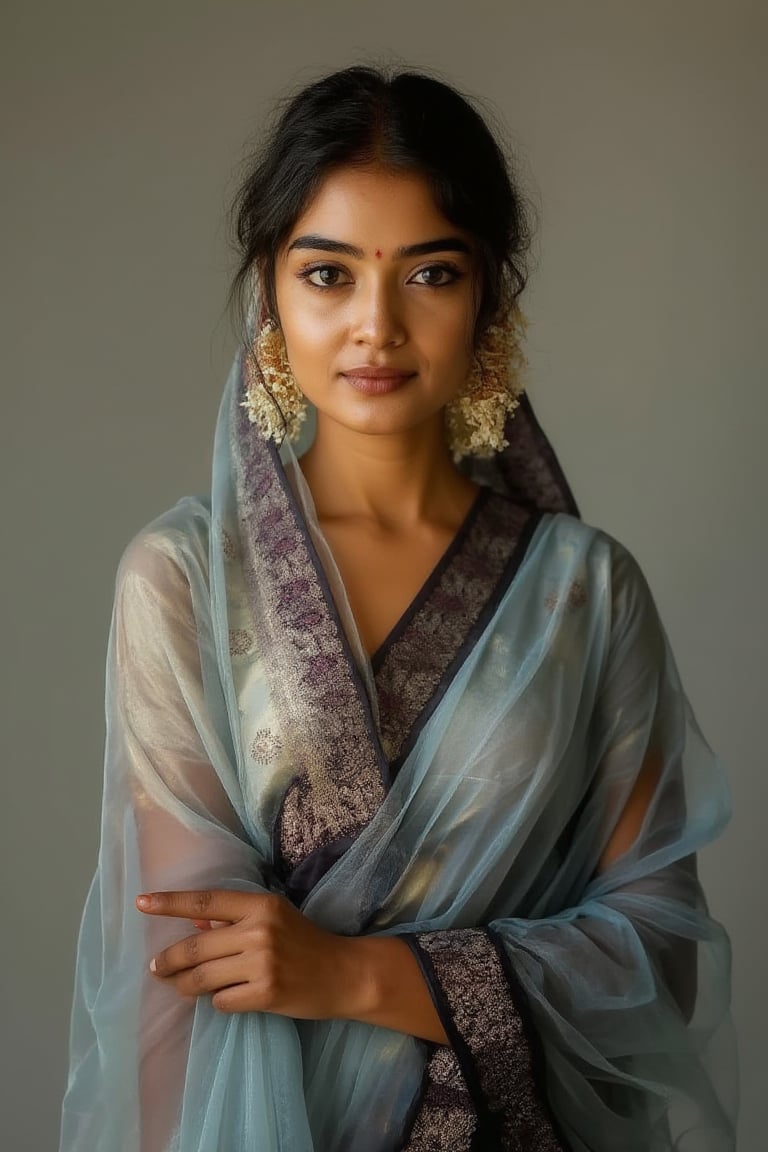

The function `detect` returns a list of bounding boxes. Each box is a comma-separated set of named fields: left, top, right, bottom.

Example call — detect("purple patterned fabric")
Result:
left=463, top=394, right=580, bottom=518
left=404, top=930, right=569, bottom=1151
left=373, top=492, right=536, bottom=767
left=231, top=394, right=388, bottom=893
left=231, top=363, right=581, bottom=1140
left=402, top=1047, right=477, bottom=1151
left=231, top=378, right=561, bottom=902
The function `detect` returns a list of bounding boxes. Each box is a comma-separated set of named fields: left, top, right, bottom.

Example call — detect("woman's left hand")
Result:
left=136, top=889, right=363, bottom=1018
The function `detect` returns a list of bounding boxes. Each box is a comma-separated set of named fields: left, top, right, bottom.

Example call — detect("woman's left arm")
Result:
left=143, top=539, right=736, bottom=1151
left=139, top=884, right=449, bottom=1043
left=140, top=748, right=659, bottom=1051
left=388, top=542, right=735, bottom=1151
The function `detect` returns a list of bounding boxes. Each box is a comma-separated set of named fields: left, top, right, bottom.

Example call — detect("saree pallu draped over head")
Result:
left=60, top=349, right=737, bottom=1152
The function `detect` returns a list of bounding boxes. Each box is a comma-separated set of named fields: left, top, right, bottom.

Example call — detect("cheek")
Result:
left=280, top=318, right=340, bottom=387
left=278, top=289, right=341, bottom=354
left=441, top=351, right=474, bottom=401
left=427, top=314, right=474, bottom=385
left=419, top=293, right=475, bottom=351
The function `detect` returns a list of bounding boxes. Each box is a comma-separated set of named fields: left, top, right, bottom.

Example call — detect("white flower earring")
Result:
left=445, top=306, right=528, bottom=459
left=240, top=319, right=307, bottom=443
left=241, top=308, right=527, bottom=458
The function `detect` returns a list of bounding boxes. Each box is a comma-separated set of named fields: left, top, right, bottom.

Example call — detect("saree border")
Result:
left=375, top=498, right=542, bottom=772
left=369, top=485, right=491, bottom=667
left=233, top=365, right=551, bottom=903
left=233, top=390, right=390, bottom=897
left=402, top=929, right=571, bottom=1151
left=400, top=1043, right=480, bottom=1151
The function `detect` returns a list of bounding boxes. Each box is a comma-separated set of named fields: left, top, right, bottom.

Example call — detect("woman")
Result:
left=60, top=66, right=736, bottom=1151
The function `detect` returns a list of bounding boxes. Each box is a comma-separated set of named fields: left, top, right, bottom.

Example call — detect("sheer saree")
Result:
left=60, top=351, right=737, bottom=1151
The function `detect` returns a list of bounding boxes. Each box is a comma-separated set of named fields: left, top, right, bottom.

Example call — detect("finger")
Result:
left=212, top=982, right=261, bottom=1014
left=135, top=890, right=258, bottom=922
left=151, top=924, right=243, bottom=978
left=161, top=957, right=249, bottom=999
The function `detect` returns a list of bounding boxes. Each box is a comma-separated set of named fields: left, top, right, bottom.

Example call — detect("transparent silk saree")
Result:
left=60, top=350, right=737, bottom=1151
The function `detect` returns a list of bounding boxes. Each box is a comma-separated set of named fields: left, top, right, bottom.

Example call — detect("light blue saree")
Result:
left=60, top=349, right=737, bottom=1150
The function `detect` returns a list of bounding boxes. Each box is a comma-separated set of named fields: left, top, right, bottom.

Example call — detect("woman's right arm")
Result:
left=65, top=525, right=264, bottom=1152
left=121, top=530, right=265, bottom=1152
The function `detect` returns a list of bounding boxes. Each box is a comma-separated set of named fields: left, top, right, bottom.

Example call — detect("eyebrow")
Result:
left=285, top=234, right=473, bottom=259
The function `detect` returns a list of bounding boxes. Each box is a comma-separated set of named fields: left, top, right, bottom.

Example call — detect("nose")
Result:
left=349, top=277, right=407, bottom=349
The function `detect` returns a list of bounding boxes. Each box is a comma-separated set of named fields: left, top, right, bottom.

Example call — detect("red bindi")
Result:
left=375, top=248, right=382, bottom=258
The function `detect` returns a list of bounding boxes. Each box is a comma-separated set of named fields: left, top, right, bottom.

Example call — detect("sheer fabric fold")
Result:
left=60, top=352, right=736, bottom=1151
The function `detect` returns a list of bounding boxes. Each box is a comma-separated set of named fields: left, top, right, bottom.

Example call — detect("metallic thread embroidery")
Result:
left=221, top=528, right=238, bottom=561
left=250, top=728, right=282, bottom=764
left=413, top=930, right=566, bottom=1151
left=492, top=394, right=578, bottom=517
left=544, top=580, right=587, bottom=614
left=232, top=362, right=541, bottom=894
left=232, top=377, right=386, bottom=873
left=229, top=628, right=254, bottom=657
left=567, top=581, right=587, bottom=609
left=375, top=496, right=532, bottom=763
left=402, top=1047, right=476, bottom=1151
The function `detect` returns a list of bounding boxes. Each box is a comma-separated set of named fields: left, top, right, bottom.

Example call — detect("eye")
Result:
left=298, top=264, right=352, bottom=288
left=409, top=263, right=463, bottom=287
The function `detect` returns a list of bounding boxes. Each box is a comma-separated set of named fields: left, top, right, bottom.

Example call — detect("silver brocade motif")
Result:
left=233, top=391, right=387, bottom=871
left=233, top=370, right=538, bottom=881
left=410, top=930, right=567, bottom=1151
left=375, top=494, right=532, bottom=763
left=228, top=627, right=254, bottom=657
left=402, top=1047, right=476, bottom=1151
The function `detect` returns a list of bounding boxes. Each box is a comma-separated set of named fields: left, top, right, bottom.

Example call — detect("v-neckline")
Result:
left=362, top=485, right=489, bottom=667
left=371, top=493, right=541, bottom=769
left=288, top=458, right=489, bottom=670
left=230, top=367, right=565, bottom=904
left=246, top=432, right=539, bottom=902
left=282, top=448, right=542, bottom=772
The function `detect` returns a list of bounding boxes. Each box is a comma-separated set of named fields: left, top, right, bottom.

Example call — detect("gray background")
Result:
left=2, top=1, right=765, bottom=1148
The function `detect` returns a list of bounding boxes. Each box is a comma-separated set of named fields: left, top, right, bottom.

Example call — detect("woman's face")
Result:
left=273, top=165, right=480, bottom=442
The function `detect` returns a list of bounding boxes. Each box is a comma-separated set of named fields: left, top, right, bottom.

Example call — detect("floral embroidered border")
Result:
left=231, top=362, right=548, bottom=903
left=401, top=1046, right=477, bottom=1151
left=231, top=373, right=388, bottom=887
left=402, top=929, right=570, bottom=1151
left=373, top=494, right=537, bottom=766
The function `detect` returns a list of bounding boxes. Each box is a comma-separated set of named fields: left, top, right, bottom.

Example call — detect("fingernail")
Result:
left=149, top=957, right=157, bottom=972
left=136, top=895, right=153, bottom=909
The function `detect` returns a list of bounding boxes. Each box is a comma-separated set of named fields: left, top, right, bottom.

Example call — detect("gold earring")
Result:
left=240, top=319, right=307, bottom=443
left=445, top=307, right=528, bottom=460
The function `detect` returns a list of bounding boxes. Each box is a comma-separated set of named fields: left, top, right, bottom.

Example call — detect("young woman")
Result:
left=60, top=66, right=736, bottom=1151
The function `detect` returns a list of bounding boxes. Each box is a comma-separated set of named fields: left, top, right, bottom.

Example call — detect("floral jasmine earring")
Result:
left=445, top=306, right=528, bottom=460
left=241, top=307, right=528, bottom=457
left=240, top=318, right=307, bottom=443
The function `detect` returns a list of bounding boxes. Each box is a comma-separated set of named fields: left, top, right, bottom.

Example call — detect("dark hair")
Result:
left=228, top=65, right=535, bottom=344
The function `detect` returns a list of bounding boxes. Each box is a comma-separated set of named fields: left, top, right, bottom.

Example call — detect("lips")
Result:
left=341, top=366, right=415, bottom=396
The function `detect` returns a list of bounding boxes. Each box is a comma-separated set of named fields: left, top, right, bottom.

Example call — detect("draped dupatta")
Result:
left=60, top=349, right=737, bottom=1152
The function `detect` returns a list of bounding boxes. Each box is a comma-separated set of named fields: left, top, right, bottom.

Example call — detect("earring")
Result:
left=445, top=306, right=528, bottom=460
left=240, top=319, right=307, bottom=443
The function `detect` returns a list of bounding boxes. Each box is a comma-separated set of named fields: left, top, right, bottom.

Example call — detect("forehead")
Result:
left=283, top=166, right=464, bottom=251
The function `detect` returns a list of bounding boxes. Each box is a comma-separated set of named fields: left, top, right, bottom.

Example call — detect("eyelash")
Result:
left=296, top=261, right=465, bottom=290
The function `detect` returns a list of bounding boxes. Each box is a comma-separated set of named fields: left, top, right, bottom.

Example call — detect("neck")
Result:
left=298, top=412, right=477, bottom=528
